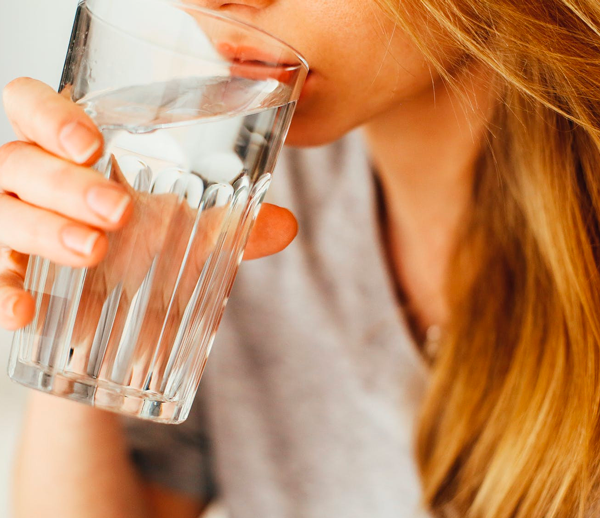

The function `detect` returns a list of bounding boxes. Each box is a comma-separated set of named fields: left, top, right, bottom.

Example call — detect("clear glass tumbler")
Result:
left=8, top=0, right=308, bottom=424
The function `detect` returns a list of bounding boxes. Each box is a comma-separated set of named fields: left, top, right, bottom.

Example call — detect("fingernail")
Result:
left=59, top=122, right=101, bottom=163
left=86, top=186, right=131, bottom=224
left=3, top=294, right=21, bottom=319
left=61, top=226, right=101, bottom=256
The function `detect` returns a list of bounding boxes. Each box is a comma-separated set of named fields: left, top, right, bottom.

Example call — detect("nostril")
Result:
left=218, top=0, right=274, bottom=9
left=220, top=3, right=258, bottom=11
left=195, top=0, right=273, bottom=9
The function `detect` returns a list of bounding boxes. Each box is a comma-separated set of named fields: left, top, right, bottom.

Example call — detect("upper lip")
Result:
left=216, top=43, right=302, bottom=69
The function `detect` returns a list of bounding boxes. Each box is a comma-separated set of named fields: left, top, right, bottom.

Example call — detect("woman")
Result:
left=1, top=0, right=599, bottom=516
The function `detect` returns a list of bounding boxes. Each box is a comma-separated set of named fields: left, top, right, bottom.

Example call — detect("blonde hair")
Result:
left=376, top=1, right=600, bottom=517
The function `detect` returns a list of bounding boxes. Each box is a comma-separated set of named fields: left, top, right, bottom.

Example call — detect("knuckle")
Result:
left=0, top=140, right=27, bottom=177
left=0, top=248, right=26, bottom=278
left=45, top=160, right=73, bottom=193
left=0, top=269, right=24, bottom=291
left=0, top=195, right=20, bottom=248
left=0, top=202, right=45, bottom=251
left=24, top=213, right=49, bottom=246
left=2, top=78, right=37, bottom=116
left=2, top=77, right=31, bottom=105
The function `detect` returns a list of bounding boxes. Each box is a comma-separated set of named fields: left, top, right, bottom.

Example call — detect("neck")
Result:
left=363, top=67, right=493, bottom=335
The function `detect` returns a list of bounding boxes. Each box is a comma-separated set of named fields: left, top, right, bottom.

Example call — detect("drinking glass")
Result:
left=8, top=0, right=308, bottom=424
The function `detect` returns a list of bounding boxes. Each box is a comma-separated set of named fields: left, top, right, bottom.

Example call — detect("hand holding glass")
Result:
left=8, top=0, right=308, bottom=424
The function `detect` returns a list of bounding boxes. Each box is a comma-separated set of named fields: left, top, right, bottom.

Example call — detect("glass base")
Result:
left=8, top=360, right=188, bottom=424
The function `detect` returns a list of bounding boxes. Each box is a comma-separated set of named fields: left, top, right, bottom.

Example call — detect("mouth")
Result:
left=216, top=43, right=300, bottom=70
left=216, top=42, right=310, bottom=94
left=215, top=42, right=312, bottom=103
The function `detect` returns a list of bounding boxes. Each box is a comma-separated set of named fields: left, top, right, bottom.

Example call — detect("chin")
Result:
left=283, top=113, right=355, bottom=148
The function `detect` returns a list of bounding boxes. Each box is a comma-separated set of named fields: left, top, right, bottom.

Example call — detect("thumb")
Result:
left=243, top=203, right=298, bottom=261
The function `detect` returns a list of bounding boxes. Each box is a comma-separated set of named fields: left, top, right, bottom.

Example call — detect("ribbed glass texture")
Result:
left=8, top=0, right=307, bottom=424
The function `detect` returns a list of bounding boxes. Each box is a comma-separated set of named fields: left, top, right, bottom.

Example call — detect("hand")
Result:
left=0, top=77, right=298, bottom=333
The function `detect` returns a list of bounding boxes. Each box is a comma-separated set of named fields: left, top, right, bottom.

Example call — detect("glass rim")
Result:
left=80, top=0, right=310, bottom=74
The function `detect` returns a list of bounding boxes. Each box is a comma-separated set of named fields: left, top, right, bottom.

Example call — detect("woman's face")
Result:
left=200, top=0, right=444, bottom=146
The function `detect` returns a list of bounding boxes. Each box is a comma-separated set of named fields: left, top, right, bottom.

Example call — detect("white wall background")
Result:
left=0, top=0, right=80, bottom=144
left=0, top=1, right=80, bottom=516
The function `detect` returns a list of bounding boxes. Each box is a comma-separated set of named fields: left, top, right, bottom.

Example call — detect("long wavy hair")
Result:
left=375, top=1, right=600, bottom=516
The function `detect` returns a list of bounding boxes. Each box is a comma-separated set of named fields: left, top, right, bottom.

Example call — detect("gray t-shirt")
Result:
left=125, top=131, right=430, bottom=518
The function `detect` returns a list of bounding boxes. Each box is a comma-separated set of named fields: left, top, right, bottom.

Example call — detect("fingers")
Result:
left=0, top=193, right=109, bottom=268
left=0, top=141, right=132, bottom=230
left=0, top=249, right=34, bottom=330
left=244, top=203, right=298, bottom=261
left=3, top=77, right=103, bottom=166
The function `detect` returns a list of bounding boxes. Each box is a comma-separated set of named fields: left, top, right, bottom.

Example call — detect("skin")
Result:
left=1, top=0, right=493, bottom=516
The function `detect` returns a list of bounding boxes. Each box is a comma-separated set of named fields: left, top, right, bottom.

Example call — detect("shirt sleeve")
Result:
left=121, top=392, right=218, bottom=502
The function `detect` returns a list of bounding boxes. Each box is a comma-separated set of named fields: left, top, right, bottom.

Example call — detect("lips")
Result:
left=217, top=42, right=297, bottom=68
left=216, top=42, right=305, bottom=84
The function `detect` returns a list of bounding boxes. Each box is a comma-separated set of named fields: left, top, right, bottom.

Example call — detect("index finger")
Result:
left=2, top=77, right=103, bottom=166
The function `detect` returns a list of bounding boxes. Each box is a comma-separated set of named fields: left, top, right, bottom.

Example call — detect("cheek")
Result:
left=286, top=39, right=435, bottom=147
left=260, top=1, right=437, bottom=147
